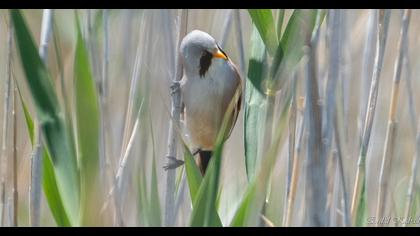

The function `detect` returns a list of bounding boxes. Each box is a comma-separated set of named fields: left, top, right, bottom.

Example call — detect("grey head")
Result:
left=180, top=30, right=228, bottom=78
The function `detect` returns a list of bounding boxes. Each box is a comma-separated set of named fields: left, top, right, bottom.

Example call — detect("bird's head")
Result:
left=180, top=30, right=228, bottom=77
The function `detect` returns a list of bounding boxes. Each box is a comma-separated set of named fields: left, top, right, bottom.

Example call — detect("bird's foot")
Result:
left=163, top=156, right=185, bottom=171
left=170, top=81, right=181, bottom=95
left=191, top=148, right=201, bottom=156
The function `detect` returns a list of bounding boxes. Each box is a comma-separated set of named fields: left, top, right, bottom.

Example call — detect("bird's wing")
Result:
left=225, top=61, right=243, bottom=140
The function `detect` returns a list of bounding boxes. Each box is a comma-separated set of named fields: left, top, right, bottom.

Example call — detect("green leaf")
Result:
left=74, top=13, right=101, bottom=225
left=184, top=147, right=203, bottom=202
left=355, top=182, right=368, bottom=227
left=17, top=84, right=71, bottom=226
left=42, top=150, right=72, bottom=226
left=232, top=94, right=290, bottom=226
left=184, top=145, right=223, bottom=226
left=244, top=27, right=269, bottom=181
left=189, top=158, right=223, bottom=227
left=269, top=9, right=320, bottom=92
left=277, top=9, right=285, bottom=40
left=248, top=9, right=278, bottom=56
left=189, top=93, right=238, bottom=227
left=11, top=9, right=80, bottom=225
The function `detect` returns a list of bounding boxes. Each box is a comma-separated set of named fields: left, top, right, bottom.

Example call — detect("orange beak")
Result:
left=212, top=49, right=228, bottom=60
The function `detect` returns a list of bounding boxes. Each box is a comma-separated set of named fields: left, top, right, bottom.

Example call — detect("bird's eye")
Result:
left=199, top=50, right=212, bottom=77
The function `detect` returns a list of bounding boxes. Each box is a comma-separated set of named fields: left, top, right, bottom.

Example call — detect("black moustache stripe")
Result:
left=199, top=50, right=212, bottom=77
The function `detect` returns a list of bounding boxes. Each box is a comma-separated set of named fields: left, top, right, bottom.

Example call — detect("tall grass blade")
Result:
left=11, top=9, right=80, bottom=226
left=248, top=9, right=278, bottom=56
left=164, top=9, right=187, bottom=227
left=189, top=85, right=241, bottom=227
left=244, top=27, right=268, bottom=181
left=18, top=89, right=71, bottom=226
left=231, top=97, right=289, bottom=226
left=268, top=9, right=320, bottom=93
left=184, top=147, right=203, bottom=202
left=74, top=13, right=101, bottom=225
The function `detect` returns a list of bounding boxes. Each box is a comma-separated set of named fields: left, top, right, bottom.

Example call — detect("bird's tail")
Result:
left=197, top=151, right=212, bottom=176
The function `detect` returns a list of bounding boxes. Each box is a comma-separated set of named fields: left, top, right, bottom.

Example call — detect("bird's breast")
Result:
left=182, top=60, right=239, bottom=150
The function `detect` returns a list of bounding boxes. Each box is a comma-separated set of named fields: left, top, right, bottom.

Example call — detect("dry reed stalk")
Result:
left=284, top=68, right=307, bottom=226
left=376, top=9, right=411, bottom=222
left=333, top=105, right=350, bottom=226
left=350, top=9, right=390, bottom=225
left=358, top=10, right=376, bottom=149
left=164, top=9, right=187, bottom=227
left=12, top=66, right=17, bottom=227
left=0, top=14, right=13, bottom=227
left=284, top=82, right=296, bottom=214
left=107, top=11, right=147, bottom=226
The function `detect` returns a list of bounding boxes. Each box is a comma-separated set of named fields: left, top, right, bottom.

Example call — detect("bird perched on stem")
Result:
left=178, top=30, right=242, bottom=175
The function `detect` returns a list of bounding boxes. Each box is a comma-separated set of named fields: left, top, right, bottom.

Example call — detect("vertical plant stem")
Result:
left=110, top=11, right=147, bottom=226
left=284, top=96, right=305, bottom=226
left=350, top=9, right=391, bottom=225
left=99, top=9, right=111, bottom=204
left=323, top=9, right=342, bottom=227
left=401, top=16, right=416, bottom=137
left=283, top=77, right=298, bottom=226
left=29, top=9, right=53, bottom=227
left=0, top=181, right=4, bottom=226
left=358, top=10, right=376, bottom=148
left=164, top=9, right=187, bottom=227
left=304, top=27, right=326, bottom=226
left=234, top=9, right=246, bottom=75
left=12, top=67, right=18, bottom=227
left=1, top=15, right=13, bottom=228
left=333, top=107, right=350, bottom=226
left=322, top=9, right=341, bottom=166
left=220, top=9, right=233, bottom=49
left=376, top=9, right=410, bottom=221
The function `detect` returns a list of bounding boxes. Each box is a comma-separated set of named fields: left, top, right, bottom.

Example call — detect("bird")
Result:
left=179, top=30, right=242, bottom=176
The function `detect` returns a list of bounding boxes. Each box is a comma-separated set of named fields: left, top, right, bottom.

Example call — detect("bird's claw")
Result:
left=170, top=81, right=180, bottom=95
left=163, top=156, right=185, bottom=171
left=191, top=148, right=201, bottom=156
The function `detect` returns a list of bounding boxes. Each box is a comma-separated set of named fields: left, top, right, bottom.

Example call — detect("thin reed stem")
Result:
left=12, top=65, right=18, bottom=227
left=350, top=9, right=390, bottom=225
left=234, top=10, right=246, bottom=75
left=220, top=9, right=233, bottom=49
left=376, top=9, right=410, bottom=222
left=304, top=26, right=326, bottom=226
left=358, top=10, right=376, bottom=149
left=109, top=11, right=147, bottom=226
left=164, top=9, right=187, bottom=227
left=333, top=105, right=350, bottom=227
left=29, top=9, right=53, bottom=227
left=283, top=81, right=296, bottom=220
left=1, top=14, right=13, bottom=227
